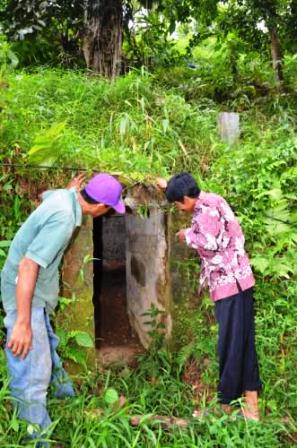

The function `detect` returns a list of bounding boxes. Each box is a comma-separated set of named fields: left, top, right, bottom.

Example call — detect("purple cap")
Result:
left=84, top=173, right=125, bottom=214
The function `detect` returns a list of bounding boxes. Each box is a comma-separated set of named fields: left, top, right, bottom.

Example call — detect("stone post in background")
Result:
left=218, top=112, right=240, bottom=144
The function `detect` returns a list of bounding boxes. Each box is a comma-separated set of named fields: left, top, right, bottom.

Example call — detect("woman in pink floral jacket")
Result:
left=163, top=172, right=261, bottom=420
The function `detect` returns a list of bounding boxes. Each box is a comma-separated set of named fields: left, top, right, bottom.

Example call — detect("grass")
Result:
left=0, top=68, right=217, bottom=178
left=1, top=349, right=297, bottom=447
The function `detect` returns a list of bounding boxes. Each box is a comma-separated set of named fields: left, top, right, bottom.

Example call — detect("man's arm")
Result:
left=7, top=257, right=39, bottom=359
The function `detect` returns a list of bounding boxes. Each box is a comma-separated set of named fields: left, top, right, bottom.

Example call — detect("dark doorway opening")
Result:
left=93, top=215, right=142, bottom=363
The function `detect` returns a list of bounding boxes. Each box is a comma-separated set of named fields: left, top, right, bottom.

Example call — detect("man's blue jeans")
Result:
left=4, top=307, right=75, bottom=433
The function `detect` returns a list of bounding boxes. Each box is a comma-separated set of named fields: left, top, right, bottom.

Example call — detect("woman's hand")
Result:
left=156, top=177, right=168, bottom=190
left=176, top=229, right=187, bottom=243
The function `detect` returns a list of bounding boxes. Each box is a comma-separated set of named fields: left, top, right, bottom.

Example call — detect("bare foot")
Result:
left=221, top=404, right=233, bottom=415
left=192, top=408, right=206, bottom=418
left=242, top=390, right=260, bottom=421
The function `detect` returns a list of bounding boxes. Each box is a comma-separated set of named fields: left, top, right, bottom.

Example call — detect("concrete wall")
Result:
left=102, top=215, right=126, bottom=262
left=60, top=215, right=95, bottom=367
left=125, top=208, right=172, bottom=348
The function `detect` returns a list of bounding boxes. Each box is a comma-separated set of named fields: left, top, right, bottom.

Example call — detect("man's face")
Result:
left=89, top=203, right=111, bottom=218
left=175, top=196, right=196, bottom=213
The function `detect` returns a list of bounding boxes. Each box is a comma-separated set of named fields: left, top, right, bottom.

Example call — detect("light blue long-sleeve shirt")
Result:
left=1, top=188, right=82, bottom=313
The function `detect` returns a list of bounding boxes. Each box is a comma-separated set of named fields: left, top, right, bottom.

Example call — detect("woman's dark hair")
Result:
left=80, top=188, right=99, bottom=204
left=165, top=173, right=200, bottom=203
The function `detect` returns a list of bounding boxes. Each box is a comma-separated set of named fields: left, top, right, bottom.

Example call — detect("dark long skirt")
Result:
left=215, top=287, right=262, bottom=404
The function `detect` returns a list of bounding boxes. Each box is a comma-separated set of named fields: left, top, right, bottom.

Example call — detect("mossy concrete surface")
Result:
left=59, top=215, right=95, bottom=369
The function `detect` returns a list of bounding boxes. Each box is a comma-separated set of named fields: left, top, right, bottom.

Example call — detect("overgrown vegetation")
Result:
left=0, top=27, right=297, bottom=447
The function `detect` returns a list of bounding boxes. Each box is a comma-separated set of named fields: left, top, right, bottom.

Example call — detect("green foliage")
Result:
left=1, top=0, right=297, bottom=93
left=104, top=387, right=119, bottom=405
left=56, top=328, right=94, bottom=367
left=0, top=158, right=37, bottom=256
left=124, top=8, right=183, bottom=69
left=0, top=35, right=18, bottom=73
left=1, top=318, right=295, bottom=446
left=210, top=109, right=297, bottom=280
left=156, top=35, right=278, bottom=106
left=2, top=0, right=84, bottom=68
left=28, top=121, right=67, bottom=166
left=142, top=305, right=167, bottom=352
left=0, top=68, right=217, bottom=177
left=0, top=239, right=10, bottom=260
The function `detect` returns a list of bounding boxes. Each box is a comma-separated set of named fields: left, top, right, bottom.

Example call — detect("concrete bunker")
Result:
left=62, top=184, right=184, bottom=364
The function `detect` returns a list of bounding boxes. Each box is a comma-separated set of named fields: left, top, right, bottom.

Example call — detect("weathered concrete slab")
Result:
left=60, top=215, right=95, bottom=368
left=125, top=207, right=172, bottom=348
left=218, top=112, right=240, bottom=144
left=102, top=214, right=126, bottom=264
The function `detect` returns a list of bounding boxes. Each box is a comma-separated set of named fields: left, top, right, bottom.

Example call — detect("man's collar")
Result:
left=70, top=188, right=82, bottom=227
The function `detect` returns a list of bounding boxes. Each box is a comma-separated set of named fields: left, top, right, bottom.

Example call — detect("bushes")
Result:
left=154, top=36, right=297, bottom=107
left=0, top=68, right=217, bottom=177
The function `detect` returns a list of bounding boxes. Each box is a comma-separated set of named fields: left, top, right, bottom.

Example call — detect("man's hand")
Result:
left=67, top=173, right=86, bottom=191
left=7, top=321, right=32, bottom=359
left=176, top=229, right=187, bottom=243
left=10, top=257, right=39, bottom=360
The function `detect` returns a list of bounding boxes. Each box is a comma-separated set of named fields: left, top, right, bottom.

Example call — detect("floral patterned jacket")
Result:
left=185, top=191, right=255, bottom=301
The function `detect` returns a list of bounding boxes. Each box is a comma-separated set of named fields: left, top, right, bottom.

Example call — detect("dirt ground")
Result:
left=96, top=263, right=143, bottom=365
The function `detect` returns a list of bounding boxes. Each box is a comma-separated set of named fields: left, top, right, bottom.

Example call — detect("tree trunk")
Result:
left=83, top=0, right=122, bottom=78
left=270, top=27, right=284, bottom=92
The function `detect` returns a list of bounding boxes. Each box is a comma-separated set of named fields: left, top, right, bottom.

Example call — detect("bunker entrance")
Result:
left=61, top=193, right=173, bottom=368
left=93, top=214, right=142, bottom=364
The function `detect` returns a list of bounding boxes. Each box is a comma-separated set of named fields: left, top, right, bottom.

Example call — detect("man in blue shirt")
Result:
left=1, top=173, right=125, bottom=444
